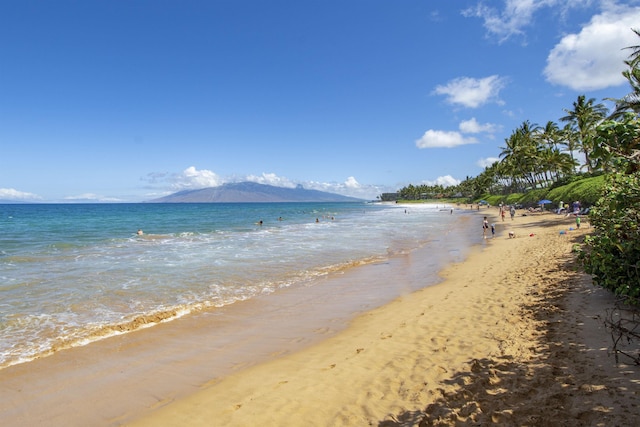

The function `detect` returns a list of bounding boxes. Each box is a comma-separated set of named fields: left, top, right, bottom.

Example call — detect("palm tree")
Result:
left=623, top=28, right=640, bottom=66
left=559, top=123, right=579, bottom=168
left=536, top=121, right=564, bottom=183
left=500, top=121, right=542, bottom=189
left=560, top=95, right=608, bottom=172
left=539, top=121, right=562, bottom=150
left=611, top=66, right=640, bottom=117
left=608, top=29, right=640, bottom=118
left=475, top=165, right=499, bottom=195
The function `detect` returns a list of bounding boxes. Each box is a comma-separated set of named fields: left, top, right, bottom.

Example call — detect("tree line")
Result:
left=397, top=92, right=621, bottom=201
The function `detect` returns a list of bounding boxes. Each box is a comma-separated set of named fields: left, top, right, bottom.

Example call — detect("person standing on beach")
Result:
left=576, top=215, right=581, bottom=229
left=510, top=206, right=516, bottom=220
left=483, top=216, right=489, bottom=238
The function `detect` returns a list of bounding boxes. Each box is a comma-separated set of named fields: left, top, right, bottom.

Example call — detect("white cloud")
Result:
left=463, top=0, right=592, bottom=43
left=344, top=176, right=361, bottom=189
left=544, top=5, right=640, bottom=91
left=63, top=193, right=123, bottom=202
left=478, top=157, right=500, bottom=168
left=303, top=176, right=382, bottom=200
left=244, top=174, right=362, bottom=194
left=64, top=193, right=101, bottom=200
left=462, top=1, right=530, bottom=42
left=433, top=75, right=507, bottom=108
left=459, top=117, right=499, bottom=134
left=422, top=175, right=461, bottom=188
left=416, top=119, right=495, bottom=153
left=0, top=188, right=41, bottom=201
left=172, top=166, right=223, bottom=190
left=245, top=172, right=296, bottom=188
left=415, top=129, right=478, bottom=148
left=430, top=9, right=443, bottom=22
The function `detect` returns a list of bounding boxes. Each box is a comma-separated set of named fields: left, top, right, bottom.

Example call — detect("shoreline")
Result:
left=0, top=208, right=477, bottom=426
left=0, top=201, right=469, bottom=372
left=2, top=212, right=638, bottom=426
left=127, top=212, right=640, bottom=426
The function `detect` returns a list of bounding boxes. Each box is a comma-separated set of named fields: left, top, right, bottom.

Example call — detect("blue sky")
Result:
left=1, top=0, right=639, bottom=202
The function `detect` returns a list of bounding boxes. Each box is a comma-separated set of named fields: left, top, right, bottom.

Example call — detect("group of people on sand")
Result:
left=498, top=203, right=516, bottom=221
left=483, top=203, right=518, bottom=239
left=557, top=200, right=586, bottom=229
left=484, top=215, right=518, bottom=239
left=483, top=200, right=585, bottom=239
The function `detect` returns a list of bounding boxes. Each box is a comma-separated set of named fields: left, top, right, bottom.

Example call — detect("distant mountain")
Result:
left=148, top=182, right=365, bottom=203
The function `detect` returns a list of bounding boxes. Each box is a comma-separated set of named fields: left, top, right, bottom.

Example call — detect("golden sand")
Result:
left=125, top=212, right=640, bottom=426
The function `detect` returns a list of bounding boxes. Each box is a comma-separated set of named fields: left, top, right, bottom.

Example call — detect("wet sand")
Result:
left=2, top=212, right=639, bottom=426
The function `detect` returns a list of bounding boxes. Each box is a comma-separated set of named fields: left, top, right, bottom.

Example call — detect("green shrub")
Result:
left=504, top=193, right=525, bottom=205
left=547, top=175, right=605, bottom=207
left=578, top=172, right=640, bottom=304
left=472, top=176, right=605, bottom=209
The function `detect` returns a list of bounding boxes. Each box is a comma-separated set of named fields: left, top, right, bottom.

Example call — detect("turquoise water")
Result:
left=0, top=202, right=478, bottom=368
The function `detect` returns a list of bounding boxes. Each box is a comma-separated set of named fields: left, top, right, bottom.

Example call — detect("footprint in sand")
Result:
left=273, top=380, right=289, bottom=390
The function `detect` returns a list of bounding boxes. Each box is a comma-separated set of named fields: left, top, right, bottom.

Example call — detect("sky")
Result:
left=1, top=0, right=640, bottom=202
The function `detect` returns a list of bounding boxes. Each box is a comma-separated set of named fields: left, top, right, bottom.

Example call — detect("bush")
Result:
left=474, top=177, right=606, bottom=209
left=547, top=175, right=605, bottom=207
left=578, top=172, right=640, bottom=303
left=504, top=193, right=525, bottom=205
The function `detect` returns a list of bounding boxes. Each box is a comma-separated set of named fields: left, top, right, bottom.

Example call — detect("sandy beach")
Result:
left=123, top=211, right=639, bottom=426
left=2, top=211, right=639, bottom=426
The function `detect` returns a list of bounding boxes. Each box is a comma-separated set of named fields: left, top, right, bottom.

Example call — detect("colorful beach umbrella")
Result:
left=538, top=199, right=552, bottom=204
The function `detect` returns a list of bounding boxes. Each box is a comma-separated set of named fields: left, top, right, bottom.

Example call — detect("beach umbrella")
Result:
left=538, top=199, right=552, bottom=210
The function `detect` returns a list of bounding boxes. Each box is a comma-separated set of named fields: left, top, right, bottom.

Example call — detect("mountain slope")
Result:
left=148, top=182, right=364, bottom=203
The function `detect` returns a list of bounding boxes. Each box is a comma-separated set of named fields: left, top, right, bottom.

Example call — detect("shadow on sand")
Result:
left=378, top=232, right=638, bottom=427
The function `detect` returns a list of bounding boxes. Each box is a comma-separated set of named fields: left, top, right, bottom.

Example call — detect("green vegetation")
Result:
left=392, top=173, right=605, bottom=209
left=547, top=175, right=606, bottom=206
left=580, top=173, right=640, bottom=302
left=394, top=30, right=640, bottom=305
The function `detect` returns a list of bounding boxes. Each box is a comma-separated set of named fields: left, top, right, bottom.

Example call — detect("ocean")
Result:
left=0, top=202, right=481, bottom=369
